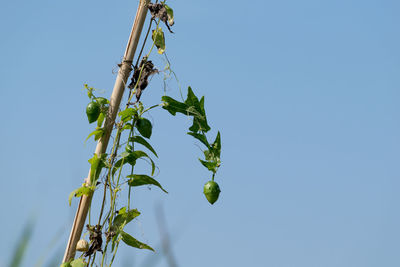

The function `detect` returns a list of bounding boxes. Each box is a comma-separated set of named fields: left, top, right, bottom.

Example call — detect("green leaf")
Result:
left=136, top=118, right=152, bottom=138
left=85, top=128, right=104, bottom=142
left=60, top=263, right=71, bottom=267
left=212, top=131, right=221, bottom=158
left=120, top=231, right=155, bottom=251
left=95, top=97, right=109, bottom=106
left=127, top=174, right=168, bottom=193
left=112, top=159, right=123, bottom=176
left=113, top=151, right=155, bottom=176
left=113, top=208, right=141, bottom=230
left=70, top=258, right=86, bottom=267
left=162, top=87, right=210, bottom=132
left=130, top=151, right=154, bottom=172
left=161, top=96, right=188, bottom=115
left=199, top=159, right=218, bottom=173
left=204, top=150, right=211, bottom=160
left=187, top=132, right=210, bottom=148
left=88, top=153, right=106, bottom=184
left=152, top=27, right=165, bottom=54
left=120, top=151, right=130, bottom=158
left=119, top=108, right=137, bottom=122
left=199, top=96, right=206, bottom=116
left=165, top=4, right=174, bottom=26
left=97, top=112, right=105, bottom=128
left=184, top=87, right=200, bottom=110
left=185, top=87, right=210, bottom=133
left=111, top=234, right=118, bottom=251
left=123, top=123, right=133, bottom=130
left=68, top=185, right=94, bottom=206
left=129, top=136, right=158, bottom=157
left=95, top=130, right=104, bottom=141
left=125, top=144, right=134, bottom=153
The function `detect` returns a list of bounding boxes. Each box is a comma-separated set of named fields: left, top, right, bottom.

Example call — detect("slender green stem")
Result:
left=135, top=18, right=153, bottom=67
left=98, top=124, right=123, bottom=226
left=142, top=104, right=162, bottom=114
left=100, top=240, right=109, bottom=267
left=88, top=206, right=91, bottom=226
left=90, top=253, right=96, bottom=267
left=108, top=157, right=125, bottom=233
left=127, top=117, right=136, bottom=210
left=109, top=238, right=121, bottom=266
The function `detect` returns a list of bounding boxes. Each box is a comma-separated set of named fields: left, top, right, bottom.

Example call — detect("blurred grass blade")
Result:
left=9, top=221, right=34, bottom=267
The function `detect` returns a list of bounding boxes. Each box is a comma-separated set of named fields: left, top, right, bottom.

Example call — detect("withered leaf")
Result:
left=148, top=2, right=174, bottom=33
left=128, top=57, right=158, bottom=103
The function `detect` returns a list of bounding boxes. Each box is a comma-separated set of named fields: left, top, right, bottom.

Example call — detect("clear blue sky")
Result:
left=0, top=0, right=399, bottom=266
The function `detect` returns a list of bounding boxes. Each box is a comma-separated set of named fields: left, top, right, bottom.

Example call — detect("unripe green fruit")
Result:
left=86, top=101, right=101, bottom=123
left=203, top=180, right=221, bottom=205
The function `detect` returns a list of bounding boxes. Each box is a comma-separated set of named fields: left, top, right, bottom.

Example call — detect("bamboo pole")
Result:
left=63, top=0, right=150, bottom=262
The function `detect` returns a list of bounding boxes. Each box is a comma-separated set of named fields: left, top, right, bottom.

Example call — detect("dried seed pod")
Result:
left=76, top=239, right=89, bottom=252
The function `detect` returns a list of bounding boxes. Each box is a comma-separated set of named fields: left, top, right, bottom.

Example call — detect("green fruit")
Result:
left=203, top=180, right=221, bottom=205
left=86, top=101, right=101, bottom=123
left=136, top=118, right=152, bottom=138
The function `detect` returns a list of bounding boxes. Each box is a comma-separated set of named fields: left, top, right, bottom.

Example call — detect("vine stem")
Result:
left=62, top=0, right=151, bottom=262
left=97, top=124, right=123, bottom=226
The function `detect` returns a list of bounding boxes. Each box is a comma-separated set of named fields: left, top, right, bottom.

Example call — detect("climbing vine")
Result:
left=63, top=2, right=222, bottom=266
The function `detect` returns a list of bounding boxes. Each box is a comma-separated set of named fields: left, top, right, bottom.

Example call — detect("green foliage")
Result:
left=85, top=127, right=104, bottom=142
left=70, top=6, right=223, bottom=266
left=130, top=136, right=158, bottom=157
left=88, top=153, right=107, bottom=185
left=187, top=132, right=209, bottom=148
left=162, top=87, right=221, bottom=175
left=95, top=97, right=109, bottom=106
left=136, top=118, right=152, bottom=138
left=162, top=87, right=211, bottom=132
left=127, top=174, right=168, bottom=193
left=97, top=112, right=105, bottom=127
left=70, top=258, right=86, bottom=267
left=112, top=208, right=141, bottom=230
left=120, top=231, right=154, bottom=251
left=68, top=185, right=94, bottom=206
left=201, top=131, right=221, bottom=174
left=119, top=108, right=137, bottom=122
left=113, top=150, right=155, bottom=176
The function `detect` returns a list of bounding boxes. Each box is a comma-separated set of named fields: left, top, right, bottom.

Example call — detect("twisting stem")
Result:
left=135, top=19, right=153, bottom=67
left=98, top=124, right=123, bottom=226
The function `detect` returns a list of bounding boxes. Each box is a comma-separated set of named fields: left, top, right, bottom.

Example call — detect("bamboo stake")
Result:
left=63, top=0, right=150, bottom=262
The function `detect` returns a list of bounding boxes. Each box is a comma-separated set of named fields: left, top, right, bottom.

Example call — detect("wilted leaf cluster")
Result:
left=148, top=2, right=174, bottom=33
left=128, top=57, right=158, bottom=103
